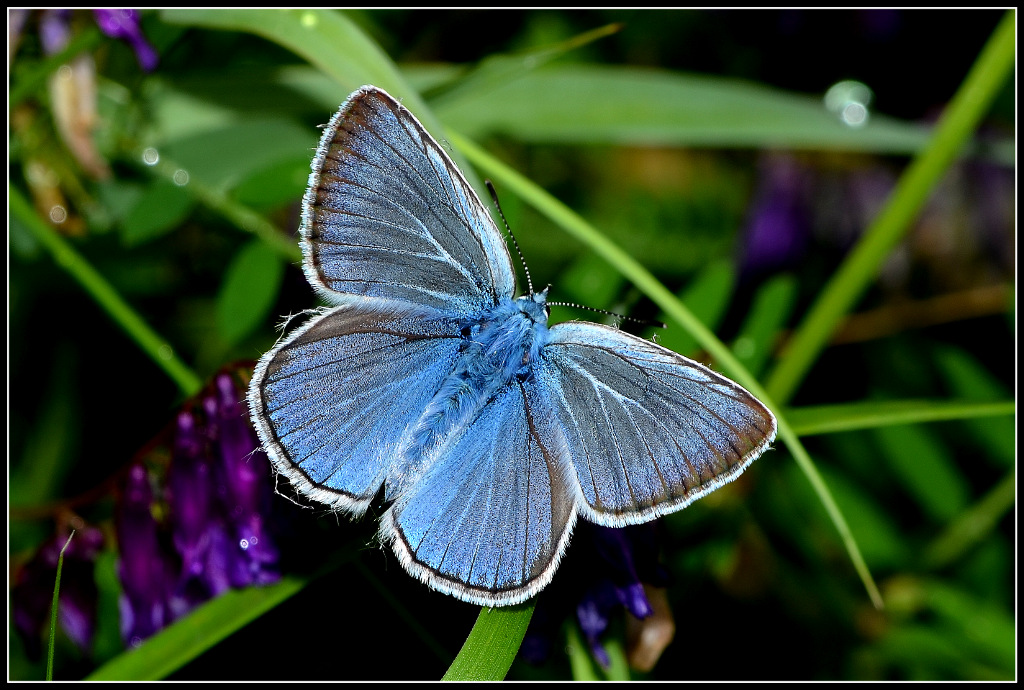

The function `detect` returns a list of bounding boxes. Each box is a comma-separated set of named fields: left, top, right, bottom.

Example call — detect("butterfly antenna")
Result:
left=485, top=180, right=535, bottom=295
left=547, top=300, right=667, bottom=329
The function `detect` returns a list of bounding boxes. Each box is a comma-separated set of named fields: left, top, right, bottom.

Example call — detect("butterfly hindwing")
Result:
left=539, top=322, right=777, bottom=526
left=302, top=86, right=516, bottom=316
left=381, top=378, right=577, bottom=606
left=249, top=303, right=464, bottom=515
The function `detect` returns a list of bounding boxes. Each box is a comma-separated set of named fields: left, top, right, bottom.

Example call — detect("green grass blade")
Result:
left=730, top=274, right=798, bottom=379
left=424, top=23, right=623, bottom=107
left=923, top=471, right=1016, bottom=570
left=441, top=603, right=533, bottom=681
left=787, top=399, right=1015, bottom=437
left=46, top=532, right=75, bottom=681
left=86, top=575, right=307, bottom=680
left=10, top=185, right=202, bottom=397
left=766, top=11, right=1016, bottom=405
left=144, top=155, right=302, bottom=263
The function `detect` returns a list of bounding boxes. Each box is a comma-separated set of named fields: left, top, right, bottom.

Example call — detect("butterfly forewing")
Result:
left=249, top=304, right=464, bottom=515
left=539, top=322, right=777, bottom=526
left=302, top=86, right=516, bottom=316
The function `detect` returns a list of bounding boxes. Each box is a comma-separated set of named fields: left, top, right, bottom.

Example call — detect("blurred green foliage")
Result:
left=9, top=9, right=1014, bottom=681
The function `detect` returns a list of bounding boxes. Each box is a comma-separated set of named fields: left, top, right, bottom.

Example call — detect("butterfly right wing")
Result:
left=303, top=86, right=516, bottom=317
left=248, top=303, right=464, bottom=515
left=539, top=322, right=777, bottom=527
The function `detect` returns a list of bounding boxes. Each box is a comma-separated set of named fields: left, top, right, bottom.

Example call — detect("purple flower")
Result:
left=168, top=410, right=218, bottom=591
left=116, top=464, right=190, bottom=647
left=521, top=523, right=674, bottom=672
left=92, top=10, right=158, bottom=71
left=209, top=374, right=280, bottom=588
left=166, top=375, right=280, bottom=596
left=118, top=369, right=281, bottom=647
left=39, top=9, right=73, bottom=55
left=576, top=527, right=657, bottom=667
left=739, top=154, right=813, bottom=280
left=12, top=526, right=105, bottom=658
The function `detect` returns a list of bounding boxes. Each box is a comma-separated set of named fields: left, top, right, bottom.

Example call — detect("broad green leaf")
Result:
left=555, top=252, right=625, bottom=312
left=158, top=119, right=314, bottom=193
left=216, top=240, right=286, bottom=346
left=432, top=64, right=1009, bottom=161
left=233, top=157, right=311, bottom=211
left=873, top=624, right=1008, bottom=680
left=925, top=581, right=1015, bottom=674
left=120, top=180, right=194, bottom=247
left=160, top=9, right=429, bottom=130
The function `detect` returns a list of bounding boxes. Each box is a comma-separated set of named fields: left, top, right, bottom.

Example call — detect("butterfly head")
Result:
left=515, top=287, right=550, bottom=327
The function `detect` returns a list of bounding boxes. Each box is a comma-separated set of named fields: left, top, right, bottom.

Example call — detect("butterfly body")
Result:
left=249, top=85, right=776, bottom=606
left=391, top=291, right=550, bottom=498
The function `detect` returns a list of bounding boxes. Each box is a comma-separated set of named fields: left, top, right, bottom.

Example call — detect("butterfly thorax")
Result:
left=385, top=292, right=551, bottom=499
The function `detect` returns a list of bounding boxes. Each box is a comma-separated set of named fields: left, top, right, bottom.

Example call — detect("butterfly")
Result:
left=248, top=85, right=777, bottom=607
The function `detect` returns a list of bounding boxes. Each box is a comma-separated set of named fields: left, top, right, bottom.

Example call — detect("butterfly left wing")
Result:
left=381, top=378, right=577, bottom=607
left=538, top=322, right=777, bottom=527
left=303, top=86, right=516, bottom=316
left=248, top=303, right=465, bottom=515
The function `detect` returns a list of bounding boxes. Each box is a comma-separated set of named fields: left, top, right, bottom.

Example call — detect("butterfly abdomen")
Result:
left=385, top=297, right=549, bottom=498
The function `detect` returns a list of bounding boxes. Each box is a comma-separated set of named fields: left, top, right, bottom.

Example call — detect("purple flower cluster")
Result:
left=11, top=373, right=281, bottom=659
left=117, top=373, right=280, bottom=648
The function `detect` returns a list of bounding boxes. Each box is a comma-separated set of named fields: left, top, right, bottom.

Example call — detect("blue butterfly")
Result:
left=248, top=85, right=777, bottom=607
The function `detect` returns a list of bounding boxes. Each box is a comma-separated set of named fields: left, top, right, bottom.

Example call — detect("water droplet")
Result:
left=49, top=205, right=67, bottom=224
left=142, top=147, right=159, bottom=166
left=824, top=80, right=873, bottom=129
